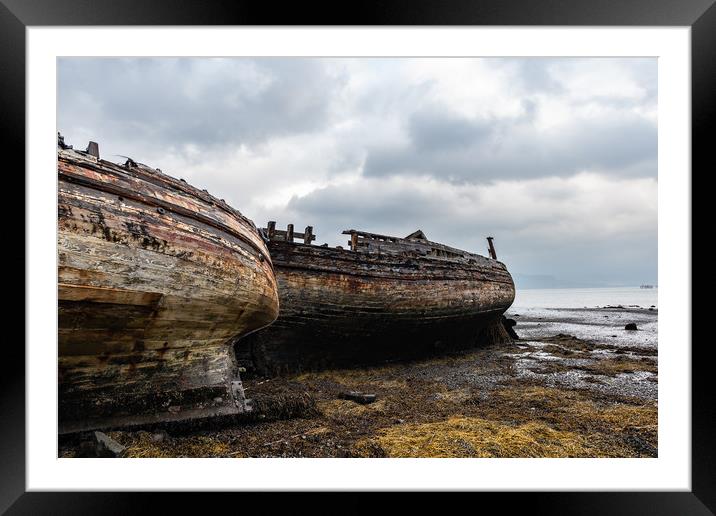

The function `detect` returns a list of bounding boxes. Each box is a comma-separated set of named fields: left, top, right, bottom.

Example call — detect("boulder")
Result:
left=339, top=391, right=377, bottom=405
left=76, top=431, right=126, bottom=457
left=76, top=440, right=98, bottom=458
left=624, top=323, right=638, bottom=331
left=94, top=431, right=127, bottom=457
left=502, top=316, right=519, bottom=340
left=150, top=430, right=169, bottom=443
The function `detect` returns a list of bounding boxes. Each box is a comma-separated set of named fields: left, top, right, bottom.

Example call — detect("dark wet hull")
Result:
left=236, top=241, right=515, bottom=376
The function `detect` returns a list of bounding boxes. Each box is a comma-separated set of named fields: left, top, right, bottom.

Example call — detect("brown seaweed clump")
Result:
left=358, top=417, right=630, bottom=458
left=58, top=329, right=657, bottom=459
left=352, top=385, right=656, bottom=458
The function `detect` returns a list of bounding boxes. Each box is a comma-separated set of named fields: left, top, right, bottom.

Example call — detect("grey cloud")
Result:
left=57, top=57, right=657, bottom=287
left=364, top=108, right=656, bottom=181
left=58, top=58, right=345, bottom=157
left=357, top=57, right=657, bottom=182
left=498, top=58, right=566, bottom=94
left=283, top=176, right=657, bottom=287
left=407, top=109, right=492, bottom=151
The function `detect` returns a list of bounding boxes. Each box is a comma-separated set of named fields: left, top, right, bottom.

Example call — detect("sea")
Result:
left=511, top=286, right=658, bottom=310
left=507, top=286, right=658, bottom=353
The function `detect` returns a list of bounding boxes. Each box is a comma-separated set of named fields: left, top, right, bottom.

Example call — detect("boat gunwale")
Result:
left=58, top=158, right=274, bottom=267
left=342, top=228, right=486, bottom=259
left=268, top=241, right=513, bottom=284
left=275, top=261, right=516, bottom=285
left=59, top=183, right=272, bottom=274
left=58, top=149, right=255, bottom=229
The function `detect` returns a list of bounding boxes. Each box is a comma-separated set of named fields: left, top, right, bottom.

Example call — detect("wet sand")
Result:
left=60, top=306, right=657, bottom=458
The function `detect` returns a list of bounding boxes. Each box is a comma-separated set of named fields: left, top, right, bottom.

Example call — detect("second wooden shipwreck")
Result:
left=235, top=223, right=516, bottom=376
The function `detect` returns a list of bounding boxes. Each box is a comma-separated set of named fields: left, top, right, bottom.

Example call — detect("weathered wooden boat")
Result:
left=57, top=136, right=279, bottom=433
left=235, top=223, right=515, bottom=376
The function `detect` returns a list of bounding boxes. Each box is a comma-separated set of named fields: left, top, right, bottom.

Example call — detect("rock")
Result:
left=150, top=430, right=169, bottom=443
left=93, top=431, right=126, bottom=457
left=76, top=440, right=98, bottom=458
left=624, top=434, right=657, bottom=456
left=339, top=391, right=377, bottom=405
left=501, top=316, right=519, bottom=340
left=625, top=323, right=638, bottom=331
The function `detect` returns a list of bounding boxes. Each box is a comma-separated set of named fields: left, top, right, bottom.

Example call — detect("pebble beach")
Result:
left=60, top=289, right=658, bottom=459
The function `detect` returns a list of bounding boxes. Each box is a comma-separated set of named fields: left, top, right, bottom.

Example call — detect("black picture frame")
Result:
left=4, top=0, right=710, bottom=513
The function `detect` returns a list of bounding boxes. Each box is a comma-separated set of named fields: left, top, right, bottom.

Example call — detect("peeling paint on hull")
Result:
left=57, top=148, right=279, bottom=433
left=236, top=234, right=515, bottom=376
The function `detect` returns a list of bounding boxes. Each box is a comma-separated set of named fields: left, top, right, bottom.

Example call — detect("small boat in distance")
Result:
left=640, top=284, right=655, bottom=289
left=235, top=223, right=515, bottom=376
left=57, top=135, right=279, bottom=433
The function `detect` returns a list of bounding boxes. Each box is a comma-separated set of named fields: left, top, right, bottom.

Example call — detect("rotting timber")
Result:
left=57, top=136, right=279, bottom=433
left=235, top=223, right=516, bottom=376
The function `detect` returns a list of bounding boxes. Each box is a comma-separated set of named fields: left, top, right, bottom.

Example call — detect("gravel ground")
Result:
left=504, top=307, right=658, bottom=400
left=60, top=307, right=658, bottom=458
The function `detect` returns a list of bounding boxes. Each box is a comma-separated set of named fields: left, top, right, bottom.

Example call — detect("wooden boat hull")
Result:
left=58, top=148, right=279, bottom=433
left=236, top=241, right=515, bottom=376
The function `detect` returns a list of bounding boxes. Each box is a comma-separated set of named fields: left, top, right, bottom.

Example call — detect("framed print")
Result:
left=5, top=0, right=712, bottom=513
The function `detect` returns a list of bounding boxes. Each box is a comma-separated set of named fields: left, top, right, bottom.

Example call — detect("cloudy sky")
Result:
left=58, top=57, right=657, bottom=288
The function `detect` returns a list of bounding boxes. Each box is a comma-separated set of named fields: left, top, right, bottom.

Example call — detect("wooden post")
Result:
left=486, top=237, right=497, bottom=259
left=286, top=224, right=294, bottom=243
left=350, top=232, right=358, bottom=251
left=267, top=221, right=276, bottom=240
left=86, top=141, right=100, bottom=159
left=304, top=226, right=313, bottom=245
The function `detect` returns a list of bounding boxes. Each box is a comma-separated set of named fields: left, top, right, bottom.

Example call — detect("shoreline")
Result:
left=60, top=306, right=658, bottom=458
